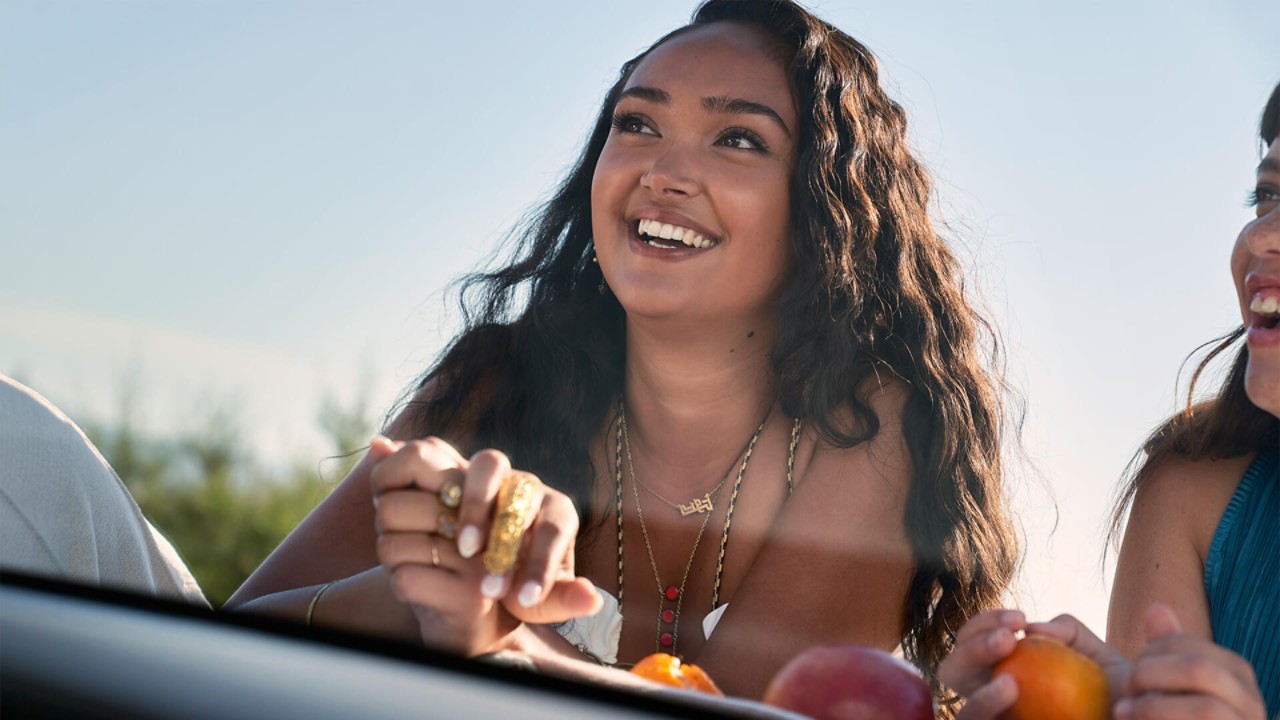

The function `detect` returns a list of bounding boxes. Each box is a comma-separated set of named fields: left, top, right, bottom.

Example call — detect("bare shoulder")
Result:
left=799, top=376, right=910, bottom=493
left=1126, top=452, right=1256, bottom=558
left=790, top=377, right=912, bottom=543
left=1107, top=451, right=1256, bottom=648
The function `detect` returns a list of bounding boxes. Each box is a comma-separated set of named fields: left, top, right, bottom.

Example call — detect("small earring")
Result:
left=590, top=246, right=606, bottom=294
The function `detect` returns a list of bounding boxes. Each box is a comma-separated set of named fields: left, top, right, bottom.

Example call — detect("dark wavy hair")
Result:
left=1109, top=81, right=1280, bottom=545
left=395, top=0, right=1019, bottom=704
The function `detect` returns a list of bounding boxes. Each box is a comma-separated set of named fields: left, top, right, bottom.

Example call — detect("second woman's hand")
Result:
left=369, top=435, right=600, bottom=656
left=1116, top=604, right=1268, bottom=720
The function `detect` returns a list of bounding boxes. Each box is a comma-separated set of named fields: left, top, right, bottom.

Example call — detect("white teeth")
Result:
left=1251, top=296, right=1280, bottom=315
left=637, top=218, right=715, bottom=249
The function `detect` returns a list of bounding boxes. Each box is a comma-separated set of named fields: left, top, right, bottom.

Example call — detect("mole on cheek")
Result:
left=747, top=330, right=756, bottom=338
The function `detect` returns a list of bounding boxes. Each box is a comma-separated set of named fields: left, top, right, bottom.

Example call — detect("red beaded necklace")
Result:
left=613, top=403, right=770, bottom=656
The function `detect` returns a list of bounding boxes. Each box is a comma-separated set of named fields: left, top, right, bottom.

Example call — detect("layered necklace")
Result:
left=612, top=401, right=802, bottom=658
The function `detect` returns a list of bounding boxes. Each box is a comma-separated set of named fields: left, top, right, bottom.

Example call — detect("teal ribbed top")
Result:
left=1205, top=446, right=1278, bottom=718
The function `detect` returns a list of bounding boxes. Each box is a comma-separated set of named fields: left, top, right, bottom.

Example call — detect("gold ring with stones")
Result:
left=439, top=481, right=463, bottom=510
left=437, top=510, right=459, bottom=541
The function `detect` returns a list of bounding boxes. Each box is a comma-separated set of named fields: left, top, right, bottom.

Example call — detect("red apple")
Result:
left=763, top=644, right=934, bottom=720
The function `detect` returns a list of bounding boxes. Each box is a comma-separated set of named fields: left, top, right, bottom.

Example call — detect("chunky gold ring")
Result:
left=483, top=470, right=539, bottom=576
left=438, top=481, right=463, bottom=510
left=430, top=536, right=441, bottom=568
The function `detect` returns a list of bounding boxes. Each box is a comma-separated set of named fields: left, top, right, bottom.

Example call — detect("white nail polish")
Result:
left=517, top=581, right=542, bottom=608
left=457, top=526, right=481, bottom=558
left=480, top=574, right=506, bottom=599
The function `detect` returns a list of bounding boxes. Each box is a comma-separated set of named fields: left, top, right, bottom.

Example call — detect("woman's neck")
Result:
left=620, top=316, right=778, bottom=481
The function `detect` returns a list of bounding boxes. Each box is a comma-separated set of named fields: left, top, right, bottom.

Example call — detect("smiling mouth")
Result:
left=636, top=219, right=718, bottom=249
left=1250, top=296, right=1280, bottom=329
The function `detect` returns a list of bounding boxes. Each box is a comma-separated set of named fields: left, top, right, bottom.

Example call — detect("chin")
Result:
left=1244, top=359, right=1280, bottom=418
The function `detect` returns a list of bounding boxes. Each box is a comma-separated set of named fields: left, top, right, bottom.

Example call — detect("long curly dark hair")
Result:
left=395, top=0, right=1019, bottom=703
left=1109, top=81, right=1280, bottom=548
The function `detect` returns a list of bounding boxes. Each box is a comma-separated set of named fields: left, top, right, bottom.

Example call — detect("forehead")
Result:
left=626, top=23, right=795, bottom=118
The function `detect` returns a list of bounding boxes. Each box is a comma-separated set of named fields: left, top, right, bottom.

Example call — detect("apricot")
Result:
left=630, top=653, right=724, bottom=696
left=993, top=635, right=1109, bottom=720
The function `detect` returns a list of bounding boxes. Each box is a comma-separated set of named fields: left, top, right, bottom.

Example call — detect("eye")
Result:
left=1247, top=184, right=1280, bottom=215
left=611, top=112, right=657, bottom=137
left=715, top=128, right=769, bottom=153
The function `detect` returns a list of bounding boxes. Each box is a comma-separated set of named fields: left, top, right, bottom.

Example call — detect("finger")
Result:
left=1118, top=693, right=1239, bottom=720
left=509, top=492, right=580, bottom=610
left=389, top=563, right=495, bottom=619
left=370, top=436, right=468, bottom=495
left=456, top=449, right=513, bottom=560
left=375, top=490, right=449, bottom=533
left=377, top=532, right=462, bottom=574
left=507, top=577, right=603, bottom=625
left=955, top=609, right=1026, bottom=644
left=939, top=626, right=1020, bottom=695
left=955, top=675, right=1018, bottom=720
left=1027, top=614, right=1113, bottom=663
left=369, top=435, right=403, bottom=460
left=1142, top=602, right=1183, bottom=642
left=1130, top=647, right=1263, bottom=716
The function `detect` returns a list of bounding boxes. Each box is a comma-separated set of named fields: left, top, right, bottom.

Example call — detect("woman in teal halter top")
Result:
left=937, top=82, right=1280, bottom=720
left=1205, top=448, right=1278, bottom=715
left=1105, top=81, right=1280, bottom=719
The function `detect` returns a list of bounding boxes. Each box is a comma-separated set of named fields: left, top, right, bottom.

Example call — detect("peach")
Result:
left=629, top=653, right=724, bottom=696
left=993, top=636, right=1109, bottom=720
left=763, top=644, right=934, bottom=720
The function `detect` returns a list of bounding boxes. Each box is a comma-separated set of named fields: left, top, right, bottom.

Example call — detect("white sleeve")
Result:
left=0, top=375, right=208, bottom=607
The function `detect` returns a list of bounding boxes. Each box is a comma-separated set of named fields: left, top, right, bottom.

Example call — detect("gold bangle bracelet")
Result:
left=305, top=580, right=338, bottom=627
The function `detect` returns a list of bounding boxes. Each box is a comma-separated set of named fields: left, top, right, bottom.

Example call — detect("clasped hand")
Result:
left=939, top=604, right=1267, bottom=720
left=368, top=436, right=602, bottom=656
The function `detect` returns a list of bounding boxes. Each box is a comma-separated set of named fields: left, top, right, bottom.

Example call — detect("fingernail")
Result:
left=480, top=574, right=506, bottom=599
left=994, top=674, right=1016, bottom=695
left=517, top=581, right=543, bottom=608
left=1114, top=699, right=1133, bottom=720
left=457, top=526, right=481, bottom=558
left=1001, top=610, right=1024, bottom=625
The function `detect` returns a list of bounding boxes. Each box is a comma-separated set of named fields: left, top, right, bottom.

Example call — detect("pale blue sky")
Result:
left=2, top=0, right=1277, bottom=633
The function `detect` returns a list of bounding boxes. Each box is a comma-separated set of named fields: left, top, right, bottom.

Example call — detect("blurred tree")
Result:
left=84, top=383, right=375, bottom=607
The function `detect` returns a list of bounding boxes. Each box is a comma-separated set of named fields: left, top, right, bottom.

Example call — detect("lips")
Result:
left=1245, top=280, right=1280, bottom=349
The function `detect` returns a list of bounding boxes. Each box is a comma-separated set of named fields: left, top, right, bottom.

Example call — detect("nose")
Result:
left=1243, top=203, right=1280, bottom=257
left=640, top=146, right=701, bottom=198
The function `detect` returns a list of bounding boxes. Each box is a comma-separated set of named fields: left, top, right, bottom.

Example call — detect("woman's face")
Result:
left=1231, top=134, right=1280, bottom=416
left=590, top=22, right=797, bottom=328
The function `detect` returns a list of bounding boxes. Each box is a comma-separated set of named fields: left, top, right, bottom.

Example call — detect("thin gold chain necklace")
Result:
left=633, top=470, right=728, bottom=517
left=624, top=412, right=745, bottom=655
left=612, top=401, right=772, bottom=656
left=611, top=408, right=804, bottom=619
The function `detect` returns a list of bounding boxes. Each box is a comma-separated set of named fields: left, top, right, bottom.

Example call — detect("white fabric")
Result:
left=553, top=585, right=625, bottom=665
left=555, top=586, right=906, bottom=662
left=553, top=585, right=726, bottom=664
left=0, top=375, right=207, bottom=605
left=702, top=602, right=729, bottom=640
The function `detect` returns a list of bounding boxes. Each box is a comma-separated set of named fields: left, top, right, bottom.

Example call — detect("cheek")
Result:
left=1230, top=232, right=1251, bottom=316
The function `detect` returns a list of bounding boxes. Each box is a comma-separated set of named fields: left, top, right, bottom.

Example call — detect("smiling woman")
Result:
left=225, top=0, right=1019, bottom=713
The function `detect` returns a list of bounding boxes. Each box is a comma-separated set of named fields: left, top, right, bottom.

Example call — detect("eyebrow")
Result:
left=617, top=85, right=793, bottom=138
left=1260, top=157, right=1280, bottom=175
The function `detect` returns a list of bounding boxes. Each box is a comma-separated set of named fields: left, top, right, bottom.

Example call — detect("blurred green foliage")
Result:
left=82, top=386, right=376, bottom=608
